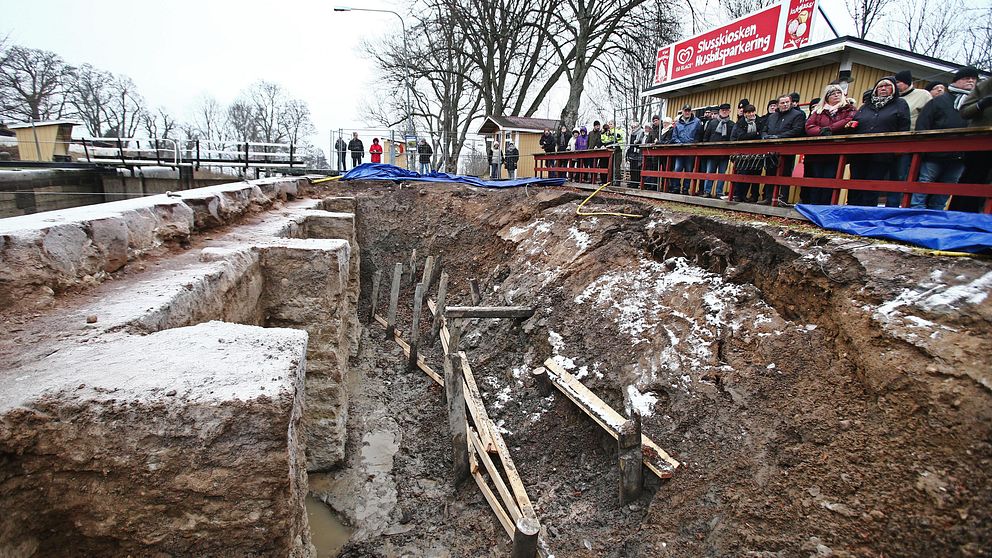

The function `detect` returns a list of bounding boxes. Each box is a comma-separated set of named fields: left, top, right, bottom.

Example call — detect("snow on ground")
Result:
left=876, top=270, right=992, bottom=319
left=626, top=385, right=658, bottom=417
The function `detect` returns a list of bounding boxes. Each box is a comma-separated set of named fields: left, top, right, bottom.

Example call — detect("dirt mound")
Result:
left=319, top=180, right=991, bottom=557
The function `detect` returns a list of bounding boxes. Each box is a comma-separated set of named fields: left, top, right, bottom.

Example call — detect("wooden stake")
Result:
left=428, top=272, right=449, bottom=347
left=445, top=352, right=470, bottom=486
left=409, top=249, right=418, bottom=286
left=445, top=306, right=536, bottom=319
left=428, top=254, right=443, bottom=289
left=420, top=256, right=434, bottom=298
left=531, top=367, right=551, bottom=396
left=470, top=278, right=482, bottom=305
left=447, top=318, right=462, bottom=356
left=618, top=411, right=643, bottom=506
left=368, top=269, right=382, bottom=324
left=386, top=263, right=402, bottom=340
left=408, top=282, right=424, bottom=370
left=510, top=515, right=541, bottom=558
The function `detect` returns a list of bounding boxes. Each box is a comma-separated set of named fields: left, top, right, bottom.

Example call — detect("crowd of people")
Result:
left=333, top=133, right=436, bottom=174
left=540, top=65, right=991, bottom=211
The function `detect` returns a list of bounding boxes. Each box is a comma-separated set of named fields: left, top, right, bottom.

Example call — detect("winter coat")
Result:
left=805, top=104, right=857, bottom=136
left=670, top=115, right=703, bottom=144
left=626, top=129, right=644, bottom=163
left=505, top=146, right=520, bottom=170
left=901, top=87, right=932, bottom=130
left=348, top=138, right=364, bottom=157
left=369, top=142, right=383, bottom=163
left=557, top=131, right=571, bottom=152
left=489, top=148, right=502, bottom=165
left=660, top=127, right=673, bottom=143
left=731, top=118, right=761, bottom=141
left=418, top=142, right=433, bottom=164
left=762, top=107, right=806, bottom=139
left=702, top=117, right=734, bottom=143
left=852, top=97, right=910, bottom=162
left=575, top=132, right=589, bottom=151
left=588, top=129, right=603, bottom=149
left=960, top=77, right=992, bottom=127
left=917, top=90, right=969, bottom=160
left=540, top=132, right=557, bottom=153
left=335, top=138, right=347, bottom=154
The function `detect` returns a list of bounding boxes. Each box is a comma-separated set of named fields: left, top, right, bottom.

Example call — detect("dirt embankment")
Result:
left=321, top=181, right=991, bottom=558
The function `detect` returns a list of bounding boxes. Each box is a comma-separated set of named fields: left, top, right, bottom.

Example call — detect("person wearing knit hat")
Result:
left=845, top=76, right=910, bottom=206
left=803, top=83, right=856, bottom=205
left=952, top=66, right=980, bottom=83
left=736, top=98, right=750, bottom=122
left=952, top=75, right=992, bottom=212
left=926, top=82, right=947, bottom=97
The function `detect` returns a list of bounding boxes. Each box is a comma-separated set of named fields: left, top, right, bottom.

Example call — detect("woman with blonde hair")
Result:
left=802, top=83, right=856, bottom=204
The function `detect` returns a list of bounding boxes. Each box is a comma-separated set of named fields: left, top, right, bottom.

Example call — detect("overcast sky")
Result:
left=2, top=0, right=884, bottom=155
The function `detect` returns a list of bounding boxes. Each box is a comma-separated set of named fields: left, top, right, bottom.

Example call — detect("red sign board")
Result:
left=653, top=0, right=818, bottom=85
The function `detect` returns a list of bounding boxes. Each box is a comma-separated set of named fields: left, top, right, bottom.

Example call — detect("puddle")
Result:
left=306, top=495, right=352, bottom=557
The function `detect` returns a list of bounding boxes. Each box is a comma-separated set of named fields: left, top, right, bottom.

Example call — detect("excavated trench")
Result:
left=315, top=181, right=992, bottom=558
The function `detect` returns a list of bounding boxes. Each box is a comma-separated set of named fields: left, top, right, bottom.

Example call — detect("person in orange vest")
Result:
left=369, top=138, right=383, bottom=164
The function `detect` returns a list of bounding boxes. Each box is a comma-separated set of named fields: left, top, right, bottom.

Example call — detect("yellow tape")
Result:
left=309, top=175, right=342, bottom=184
left=576, top=183, right=643, bottom=218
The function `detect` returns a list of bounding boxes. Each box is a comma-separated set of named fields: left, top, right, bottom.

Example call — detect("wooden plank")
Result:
left=469, top=427, right=521, bottom=522
left=469, top=278, right=482, bottom=305
left=409, top=249, right=417, bottom=286
left=445, top=353, right=470, bottom=486
left=445, top=306, right=536, bottom=319
left=461, top=355, right=536, bottom=519
left=618, top=412, right=644, bottom=506
left=421, top=256, right=434, bottom=296
left=470, top=449, right=515, bottom=539
left=374, top=313, right=443, bottom=386
left=368, top=269, right=382, bottom=324
left=511, top=515, right=541, bottom=558
left=543, top=358, right=680, bottom=478
left=428, top=273, right=448, bottom=348
left=386, top=263, right=403, bottom=339
left=408, top=282, right=424, bottom=370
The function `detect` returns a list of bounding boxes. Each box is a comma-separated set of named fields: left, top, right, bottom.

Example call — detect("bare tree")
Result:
left=226, top=100, right=258, bottom=141
left=845, top=0, right=891, bottom=38
left=719, top=0, right=774, bottom=20
left=65, top=64, right=115, bottom=135
left=101, top=75, right=144, bottom=137
left=278, top=98, right=315, bottom=146
left=141, top=107, right=177, bottom=139
left=889, top=0, right=967, bottom=59
left=0, top=45, right=69, bottom=122
left=191, top=95, right=228, bottom=141
left=243, top=81, right=286, bottom=144
left=962, top=6, right=992, bottom=71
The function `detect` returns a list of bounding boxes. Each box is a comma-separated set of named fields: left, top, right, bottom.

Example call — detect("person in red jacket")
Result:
left=802, top=84, right=856, bottom=204
left=369, top=138, right=383, bottom=164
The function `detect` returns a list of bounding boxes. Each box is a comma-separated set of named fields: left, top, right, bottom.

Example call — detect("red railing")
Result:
left=534, top=148, right=614, bottom=184
left=535, top=128, right=992, bottom=213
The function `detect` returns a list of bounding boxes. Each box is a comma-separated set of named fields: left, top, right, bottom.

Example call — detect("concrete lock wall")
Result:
left=0, top=179, right=360, bottom=556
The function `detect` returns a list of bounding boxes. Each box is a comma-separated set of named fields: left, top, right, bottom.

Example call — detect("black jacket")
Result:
left=505, top=146, right=520, bottom=170
left=702, top=117, right=734, bottom=142
left=418, top=142, right=433, bottom=164
left=335, top=138, right=347, bottom=154
left=556, top=131, right=571, bottom=152
left=348, top=138, right=364, bottom=157
left=762, top=108, right=806, bottom=139
left=540, top=133, right=557, bottom=153
left=852, top=98, right=911, bottom=134
left=731, top=118, right=762, bottom=141
left=916, top=92, right=967, bottom=160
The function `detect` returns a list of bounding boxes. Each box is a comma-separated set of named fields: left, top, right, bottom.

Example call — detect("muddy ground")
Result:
left=311, top=180, right=992, bottom=558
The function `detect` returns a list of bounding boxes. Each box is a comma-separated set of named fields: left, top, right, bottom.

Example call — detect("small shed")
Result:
left=7, top=120, right=79, bottom=162
left=477, top=116, right=560, bottom=178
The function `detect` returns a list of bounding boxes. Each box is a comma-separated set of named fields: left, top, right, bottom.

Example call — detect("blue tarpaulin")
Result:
left=341, top=163, right=566, bottom=188
left=795, top=204, right=992, bottom=253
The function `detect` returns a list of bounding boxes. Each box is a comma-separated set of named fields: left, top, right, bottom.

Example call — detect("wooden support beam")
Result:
left=386, top=263, right=403, bottom=340
left=470, top=450, right=515, bottom=539
left=447, top=318, right=462, bottom=356
left=445, top=352, right=470, bottom=486
left=470, top=278, right=482, bottom=305
left=368, top=269, right=382, bottom=324
left=469, top=427, right=521, bottom=522
left=531, top=367, right=551, bottom=397
left=409, top=249, right=418, bottom=286
left=445, top=306, right=536, bottom=319
left=428, top=254, right=442, bottom=290
left=618, top=411, right=644, bottom=506
left=543, top=358, right=680, bottom=478
left=510, top=516, right=541, bottom=558
left=427, top=272, right=448, bottom=348
left=408, top=282, right=424, bottom=370
left=374, top=314, right=443, bottom=385
left=420, top=256, right=434, bottom=299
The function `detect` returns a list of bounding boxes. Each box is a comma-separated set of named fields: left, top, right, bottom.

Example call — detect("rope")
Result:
left=576, top=182, right=643, bottom=219
left=309, top=175, right=342, bottom=184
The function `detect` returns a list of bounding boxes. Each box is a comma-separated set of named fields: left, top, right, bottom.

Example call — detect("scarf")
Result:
left=746, top=119, right=757, bottom=135
left=715, top=116, right=730, bottom=137
left=948, top=85, right=971, bottom=110
left=871, top=92, right=894, bottom=110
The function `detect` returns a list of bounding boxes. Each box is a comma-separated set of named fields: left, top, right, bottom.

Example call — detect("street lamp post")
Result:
left=334, top=6, right=414, bottom=170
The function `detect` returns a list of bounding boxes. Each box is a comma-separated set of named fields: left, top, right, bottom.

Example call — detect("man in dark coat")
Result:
left=668, top=105, right=703, bottom=194
left=335, top=134, right=347, bottom=171
left=912, top=76, right=971, bottom=209
left=730, top=104, right=764, bottom=202
left=701, top=103, right=734, bottom=197
left=758, top=94, right=807, bottom=205
left=540, top=129, right=557, bottom=153
left=348, top=132, right=364, bottom=168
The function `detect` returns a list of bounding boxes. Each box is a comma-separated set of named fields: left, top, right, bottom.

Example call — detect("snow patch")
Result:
left=626, top=385, right=658, bottom=417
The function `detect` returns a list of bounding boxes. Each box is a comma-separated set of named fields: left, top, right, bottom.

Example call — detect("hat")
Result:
left=737, top=98, right=750, bottom=108
left=718, top=103, right=732, bottom=110
left=768, top=99, right=778, bottom=107
left=681, top=104, right=692, bottom=111
left=925, top=81, right=946, bottom=92
left=789, top=92, right=801, bottom=102
left=862, top=89, right=873, bottom=103
left=809, top=97, right=821, bottom=106
left=953, top=66, right=980, bottom=82
left=895, top=70, right=913, bottom=86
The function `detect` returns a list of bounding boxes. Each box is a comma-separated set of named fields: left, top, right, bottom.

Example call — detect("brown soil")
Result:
left=312, top=180, right=992, bottom=558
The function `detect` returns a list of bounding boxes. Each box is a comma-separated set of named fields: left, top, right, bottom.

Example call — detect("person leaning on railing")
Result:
left=730, top=105, right=764, bottom=202
left=759, top=94, right=807, bottom=205
left=950, top=68, right=989, bottom=213
left=845, top=77, right=911, bottom=206
left=626, top=123, right=644, bottom=187
left=701, top=103, right=734, bottom=199
left=668, top=105, right=703, bottom=194
left=802, top=84, right=856, bottom=205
